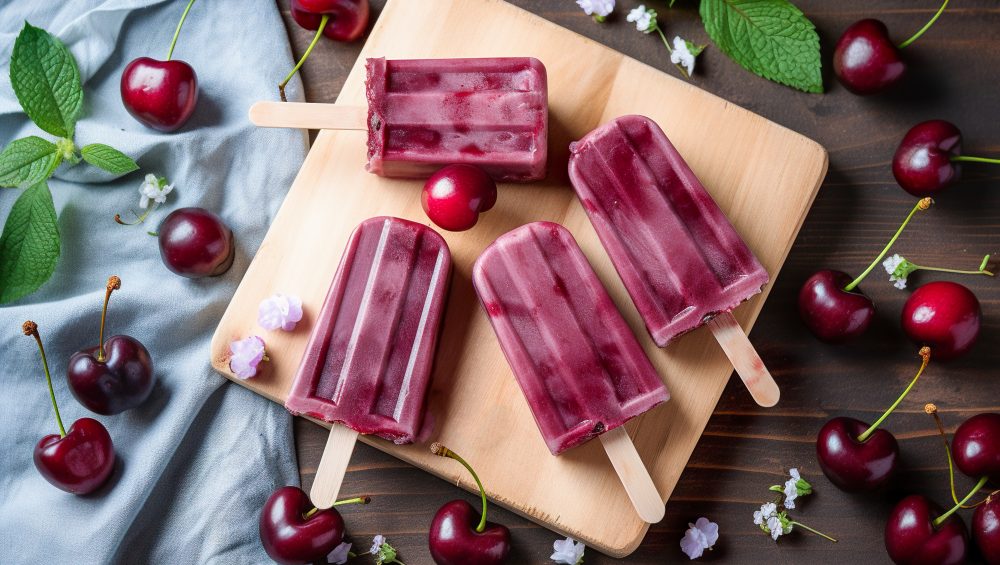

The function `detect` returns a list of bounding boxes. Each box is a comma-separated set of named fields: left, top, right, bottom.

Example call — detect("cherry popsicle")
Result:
left=473, top=222, right=669, bottom=523
left=250, top=57, right=548, bottom=182
left=284, top=217, right=452, bottom=508
left=568, top=115, right=779, bottom=407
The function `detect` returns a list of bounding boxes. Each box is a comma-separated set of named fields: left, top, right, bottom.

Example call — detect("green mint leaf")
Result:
left=10, top=22, right=84, bottom=137
left=81, top=144, right=140, bottom=175
left=700, top=0, right=823, bottom=93
left=0, top=181, right=60, bottom=303
left=0, top=136, right=60, bottom=187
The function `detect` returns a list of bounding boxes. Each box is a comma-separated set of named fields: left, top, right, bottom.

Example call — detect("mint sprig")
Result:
left=700, top=0, right=823, bottom=93
left=1, top=22, right=141, bottom=303
left=0, top=181, right=60, bottom=303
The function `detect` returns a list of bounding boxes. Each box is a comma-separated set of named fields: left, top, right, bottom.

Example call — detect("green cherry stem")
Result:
left=791, top=521, right=838, bottom=543
left=96, top=276, right=121, bottom=363
left=166, top=0, right=197, bottom=61
left=278, top=14, right=329, bottom=102
left=933, top=476, right=990, bottom=528
left=898, top=0, right=949, bottom=49
left=951, top=155, right=1000, bottom=165
left=302, top=495, right=370, bottom=519
left=858, top=347, right=931, bottom=443
left=432, top=442, right=488, bottom=533
left=23, top=321, right=67, bottom=438
left=844, top=198, right=933, bottom=292
left=925, top=403, right=963, bottom=507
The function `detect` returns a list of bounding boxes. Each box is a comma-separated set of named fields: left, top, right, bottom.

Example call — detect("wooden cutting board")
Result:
left=210, top=0, right=827, bottom=556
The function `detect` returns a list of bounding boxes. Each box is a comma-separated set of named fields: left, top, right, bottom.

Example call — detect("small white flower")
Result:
left=767, top=516, right=784, bottom=540
left=138, top=174, right=173, bottom=209
left=753, top=502, right=776, bottom=525
left=670, top=36, right=698, bottom=76
left=551, top=536, right=585, bottom=564
left=370, top=535, right=385, bottom=555
left=229, top=336, right=266, bottom=379
left=327, top=541, right=351, bottom=565
left=626, top=5, right=656, bottom=33
left=680, top=517, right=719, bottom=560
left=258, top=293, right=303, bottom=331
left=577, top=0, right=614, bottom=18
left=883, top=253, right=909, bottom=289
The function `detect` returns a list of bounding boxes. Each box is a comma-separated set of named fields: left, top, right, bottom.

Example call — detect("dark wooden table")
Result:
left=279, top=1, right=1000, bottom=562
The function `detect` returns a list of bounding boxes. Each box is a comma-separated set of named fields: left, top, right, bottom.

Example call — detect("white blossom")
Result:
left=576, top=0, right=614, bottom=18
left=229, top=336, right=265, bottom=379
left=670, top=36, right=697, bottom=76
left=138, top=174, right=173, bottom=209
left=626, top=5, right=656, bottom=33
left=680, top=517, right=719, bottom=559
left=258, top=293, right=304, bottom=331
left=551, top=536, right=585, bottom=564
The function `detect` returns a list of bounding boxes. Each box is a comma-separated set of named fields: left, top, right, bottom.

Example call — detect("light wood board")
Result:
left=210, top=0, right=827, bottom=556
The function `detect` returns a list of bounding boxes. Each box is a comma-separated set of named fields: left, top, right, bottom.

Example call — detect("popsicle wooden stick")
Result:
left=249, top=101, right=367, bottom=130
left=599, top=427, right=665, bottom=524
left=707, top=311, right=780, bottom=407
left=310, top=425, right=360, bottom=509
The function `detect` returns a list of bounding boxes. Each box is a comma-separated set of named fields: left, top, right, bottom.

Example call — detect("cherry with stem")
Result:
left=894, top=119, right=1000, bottom=196
left=799, top=198, right=932, bottom=341
left=817, top=347, right=931, bottom=491
left=24, top=321, right=116, bottom=495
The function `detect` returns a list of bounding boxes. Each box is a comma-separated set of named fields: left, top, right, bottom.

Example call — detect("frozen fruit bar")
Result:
left=365, top=57, right=548, bottom=182
left=285, top=216, right=452, bottom=444
left=472, top=221, right=668, bottom=455
left=568, top=115, right=770, bottom=347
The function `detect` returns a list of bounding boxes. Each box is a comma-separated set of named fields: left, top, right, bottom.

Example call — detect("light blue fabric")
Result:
left=0, top=1, right=307, bottom=562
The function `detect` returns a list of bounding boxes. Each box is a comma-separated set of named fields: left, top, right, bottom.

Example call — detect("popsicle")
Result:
left=472, top=221, right=668, bottom=523
left=568, top=115, right=780, bottom=407
left=285, top=216, right=452, bottom=508
left=249, top=57, right=548, bottom=182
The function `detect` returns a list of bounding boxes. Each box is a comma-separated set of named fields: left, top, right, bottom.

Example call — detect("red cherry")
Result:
left=798, top=270, right=875, bottom=341
left=259, top=486, right=345, bottom=565
left=421, top=165, right=498, bottom=232
left=892, top=120, right=963, bottom=197
left=120, top=58, right=198, bottom=132
left=951, top=413, right=1000, bottom=483
left=34, top=417, right=115, bottom=495
left=973, top=494, right=1000, bottom=565
left=901, top=281, right=980, bottom=361
left=833, top=20, right=906, bottom=95
left=884, top=495, right=968, bottom=565
left=816, top=416, right=899, bottom=492
left=429, top=500, right=511, bottom=565
left=157, top=207, right=235, bottom=278
left=291, top=0, right=370, bottom=42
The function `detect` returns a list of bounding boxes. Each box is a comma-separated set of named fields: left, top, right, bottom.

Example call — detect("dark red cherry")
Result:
left=885, top=495, right=968, bottom=565
left=34, top=417, right=115, bottom=495
left=290, top=0, right=370, bottom=42
left=951, top=413, right=1000, bottom=482
left=833, top=20, right=906, bottom=95
left=422, top=164, right=498, bottom=232
left=67, top=336, right=153, bottom=415
left=816, top=416, right=899, bottom=492
left=974, top=494, right=1000, bottom=565
left=798, top=270, right=875, bottom=341
left=429, top=500, right=511, bottom=565
left=259, top=486, right=345, bottom=565
left=901, top=281, right=980, bottom=361
left=121, top=58, right=198, bottom=132
left=158, top=207, right=235, bottom=278
left=892, top=120, right=963, bottom=197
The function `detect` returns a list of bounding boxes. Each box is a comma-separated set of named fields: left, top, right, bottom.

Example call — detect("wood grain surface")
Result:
left=277, top=1, right=1000, bottom=563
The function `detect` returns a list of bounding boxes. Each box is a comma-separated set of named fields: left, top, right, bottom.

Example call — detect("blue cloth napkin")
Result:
left=0, top=1, right=308, bottom=562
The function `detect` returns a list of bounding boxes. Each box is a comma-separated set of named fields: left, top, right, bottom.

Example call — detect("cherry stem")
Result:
left=23, top=321, right=66, bottom=438
left=97, top=276, right=121, bottom=363
left=790, top=521, right=838, bottom=543
left=844, top=198, right=932, bottom=292
left=925, top=403, right=962, bottom=507
left=166, top=0, right=197, bottom=61
left=933, top=476, right=989, bottom=527
left=115, top=203, right=158, bottom=227
left=910, top=254, right=993, bottom=278
left=951, top=155, right=1000, bottom=165
left=302, top=496, right=370, bottom=519
left=857, top=347, right=931, bottom=443
left=898, top=0, right=949, bottom=49
left=432, top=443, right=488, bottom=533
left=278, top=14, right=329, bottom=102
